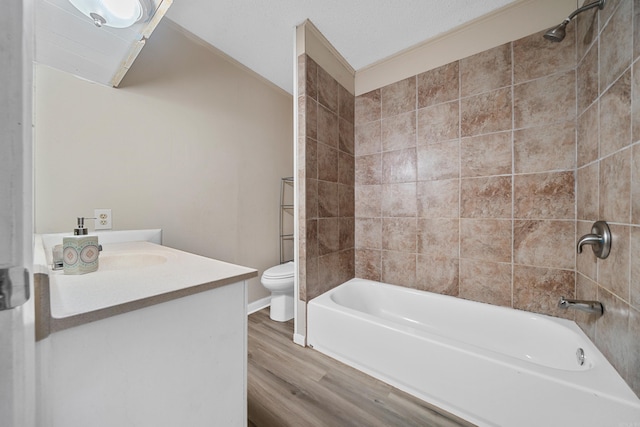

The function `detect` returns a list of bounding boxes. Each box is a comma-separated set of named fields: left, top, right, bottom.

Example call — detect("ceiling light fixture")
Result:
left=68, top=0, right=146, bottom=28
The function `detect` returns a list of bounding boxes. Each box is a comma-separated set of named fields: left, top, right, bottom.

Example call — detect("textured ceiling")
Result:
left=166, top=0, right=519, bottom=94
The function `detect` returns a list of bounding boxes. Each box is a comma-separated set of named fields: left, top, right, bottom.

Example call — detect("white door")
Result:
left=0, top=0, right=35, bottom=426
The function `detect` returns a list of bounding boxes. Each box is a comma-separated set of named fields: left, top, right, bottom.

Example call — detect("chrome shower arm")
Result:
left=567, top=0, right=606, bottom=22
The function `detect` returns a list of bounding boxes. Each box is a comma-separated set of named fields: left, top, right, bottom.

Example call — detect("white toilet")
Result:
left=261, top=261, right=295, bottom=322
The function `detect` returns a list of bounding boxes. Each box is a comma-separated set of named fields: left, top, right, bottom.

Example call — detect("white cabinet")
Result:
left=37, top=280, right=247, bottom=427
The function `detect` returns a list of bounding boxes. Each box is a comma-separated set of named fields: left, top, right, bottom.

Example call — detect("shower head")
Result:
left=544, top=19, right=570, bottom=42
left=543, top=0, right=606, bottom=42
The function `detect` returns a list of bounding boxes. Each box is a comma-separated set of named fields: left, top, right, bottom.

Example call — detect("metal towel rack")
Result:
left=279, top=177, right=294, bottom=263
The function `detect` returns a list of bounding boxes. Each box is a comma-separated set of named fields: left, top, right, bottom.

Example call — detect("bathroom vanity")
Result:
left=34, top=230, right=257, bottom=427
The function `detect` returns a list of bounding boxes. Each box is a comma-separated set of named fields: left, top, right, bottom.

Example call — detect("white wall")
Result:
left=34, top=20, right=293, bottom=303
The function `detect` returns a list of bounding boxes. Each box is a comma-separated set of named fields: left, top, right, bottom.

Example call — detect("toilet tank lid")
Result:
left=263, top=261, right=295, bottom=279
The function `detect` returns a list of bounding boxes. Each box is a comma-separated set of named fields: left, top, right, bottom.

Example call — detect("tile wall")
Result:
left=575, top=0, right=640, bottom=395
left=354, top=31, right=577, bottom=316
left=297, top=54, right=355, bottom=302
left=353, top=0, right=639, bottom=396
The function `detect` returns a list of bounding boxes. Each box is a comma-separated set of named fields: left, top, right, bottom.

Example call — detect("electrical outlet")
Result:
left=94, top=209, right=112, bottom=230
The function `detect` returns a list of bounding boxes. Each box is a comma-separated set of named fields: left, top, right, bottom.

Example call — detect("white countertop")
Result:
left=34, top=232, right=257, bottom=324
left=47, top=241, right=256, bottom=318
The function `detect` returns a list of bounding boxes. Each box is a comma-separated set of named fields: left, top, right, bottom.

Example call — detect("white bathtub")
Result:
left=307, top=278, right=640, bottom=427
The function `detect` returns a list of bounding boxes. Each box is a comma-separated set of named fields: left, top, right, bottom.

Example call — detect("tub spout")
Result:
left=558, top=296, right=604, bottom=317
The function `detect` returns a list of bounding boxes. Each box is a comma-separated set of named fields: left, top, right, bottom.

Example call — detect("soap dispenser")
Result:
left=62, top=217, right=100, bottom=275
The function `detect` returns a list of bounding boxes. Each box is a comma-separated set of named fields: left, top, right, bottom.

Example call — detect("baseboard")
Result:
left=248, top=296, right=271, bottom=315
left=293, top=333, right=306, bottom=347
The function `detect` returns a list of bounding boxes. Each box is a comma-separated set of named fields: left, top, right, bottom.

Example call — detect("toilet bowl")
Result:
left=261, top=261, right=295, bottom=322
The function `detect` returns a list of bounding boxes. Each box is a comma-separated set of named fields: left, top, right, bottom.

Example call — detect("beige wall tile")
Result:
left=514, top=70, right=575, bottom=129
left=460, top=43, right=512, bottom=97
left=317, top=66, right=339, bottom=113
left=316, top=252, right=342, bottom=298
left=417, top=61, right=459, bottom=109
left=514, top=171, right=575, bottom=219
left=297, top=95, right=306, bottom=141
left=381, top=76, right=416, bottom=119
left=576, top=273, right=598, bottom=340
left=305, top=137, right=318, bottom=180
left=306, top=96, right=317, bottom=140
left=306, top=178, right=318, bottom=219
left=382, top=250, right=416, bottom=287
left=597, top=223, right=630, bottom=300
left=317, top=104, right=339, bottom=148
left=596, top=287, right=631, bottom=380
left=628, top=309, right=640, bottom=395
left=355, top=249, right=381, bottom=281
left=305, top=55, right=318, bottom=100
left=338, top=84, right=354, bottom=124
left=634, top=61, right=640, bottom=143
left=576, top=6, right=598, bottom=62
left=338, top=152, right=355, bottom=187
left=459, top=259, right=512, bottom=307
left=599, top=148, right=631, bottom=223
left=514, top=220, right=575, bottom=269
left=306, top=219, right=318, bottom=259
left=599, top=0, right=633, bottom=94
left=416, top=255, right=459, bottom=296
left=382, top=148, right=417, bottom=184
left=577, top=102, right=599, bottom=167
left=355, top=218, right=382, bottom=250
left=514, top=27, right=576, bottom=84
left=635, top=0, right=640, bottom=62
left=318, top=180, right=339, bottom=218
left=339, top=217, right=355, bottom=250
left=355, top=121, right=381, bottom=156
left=630, top=227, right=640, bottom=309
left=599, top=69, right=631, bottom=157
left=339, top=183, right=355, bottom=217
left=460, top=176, right=512, bottom=218
left=339, top=118, right=355, bottom=155
left=339, top=249, right=355, bottom=285
left=417, top=101, right=459, bottom=144
left=417, top=179, right=459, bottom=218
left=318, top=218, right=340, bottom=256
left=577, top=42, right=598, bottom=115
left=417, top=140, right=460, bottom=181
left=381, top=183, right=417, bottom=217
left=513, top=266, right=575, bottom=318
left=577, top=162, right=599, bottom=221
left=417, top=218, right=459, bottom=258
left=317, top=142, right=338, bottom=182
left=355, top=153, right=382, bottom=185
left=576, top=220, right=597, bottom=282
left=383, top=217, right=417, bottom=252
left=460, top=219, right=512, bottom=263
left=355, top=185, right=381, bottom=218
left=514, top=121, right=575, bottom=174
left=633, top=145, right=640, bottom=223
left=355, top=89, right=380, bottom=124
left=461, top=87, right=512, bottom=137
left=381, top=111, right=416, bottom=151
left=461, top=132, right=512, bottom=177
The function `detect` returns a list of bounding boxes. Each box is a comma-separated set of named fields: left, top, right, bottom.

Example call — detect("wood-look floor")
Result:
left=247, top=309, right=476, bottom=427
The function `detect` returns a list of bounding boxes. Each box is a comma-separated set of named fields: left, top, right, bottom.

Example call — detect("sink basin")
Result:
left=99, top=253, right=168, bottom=270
